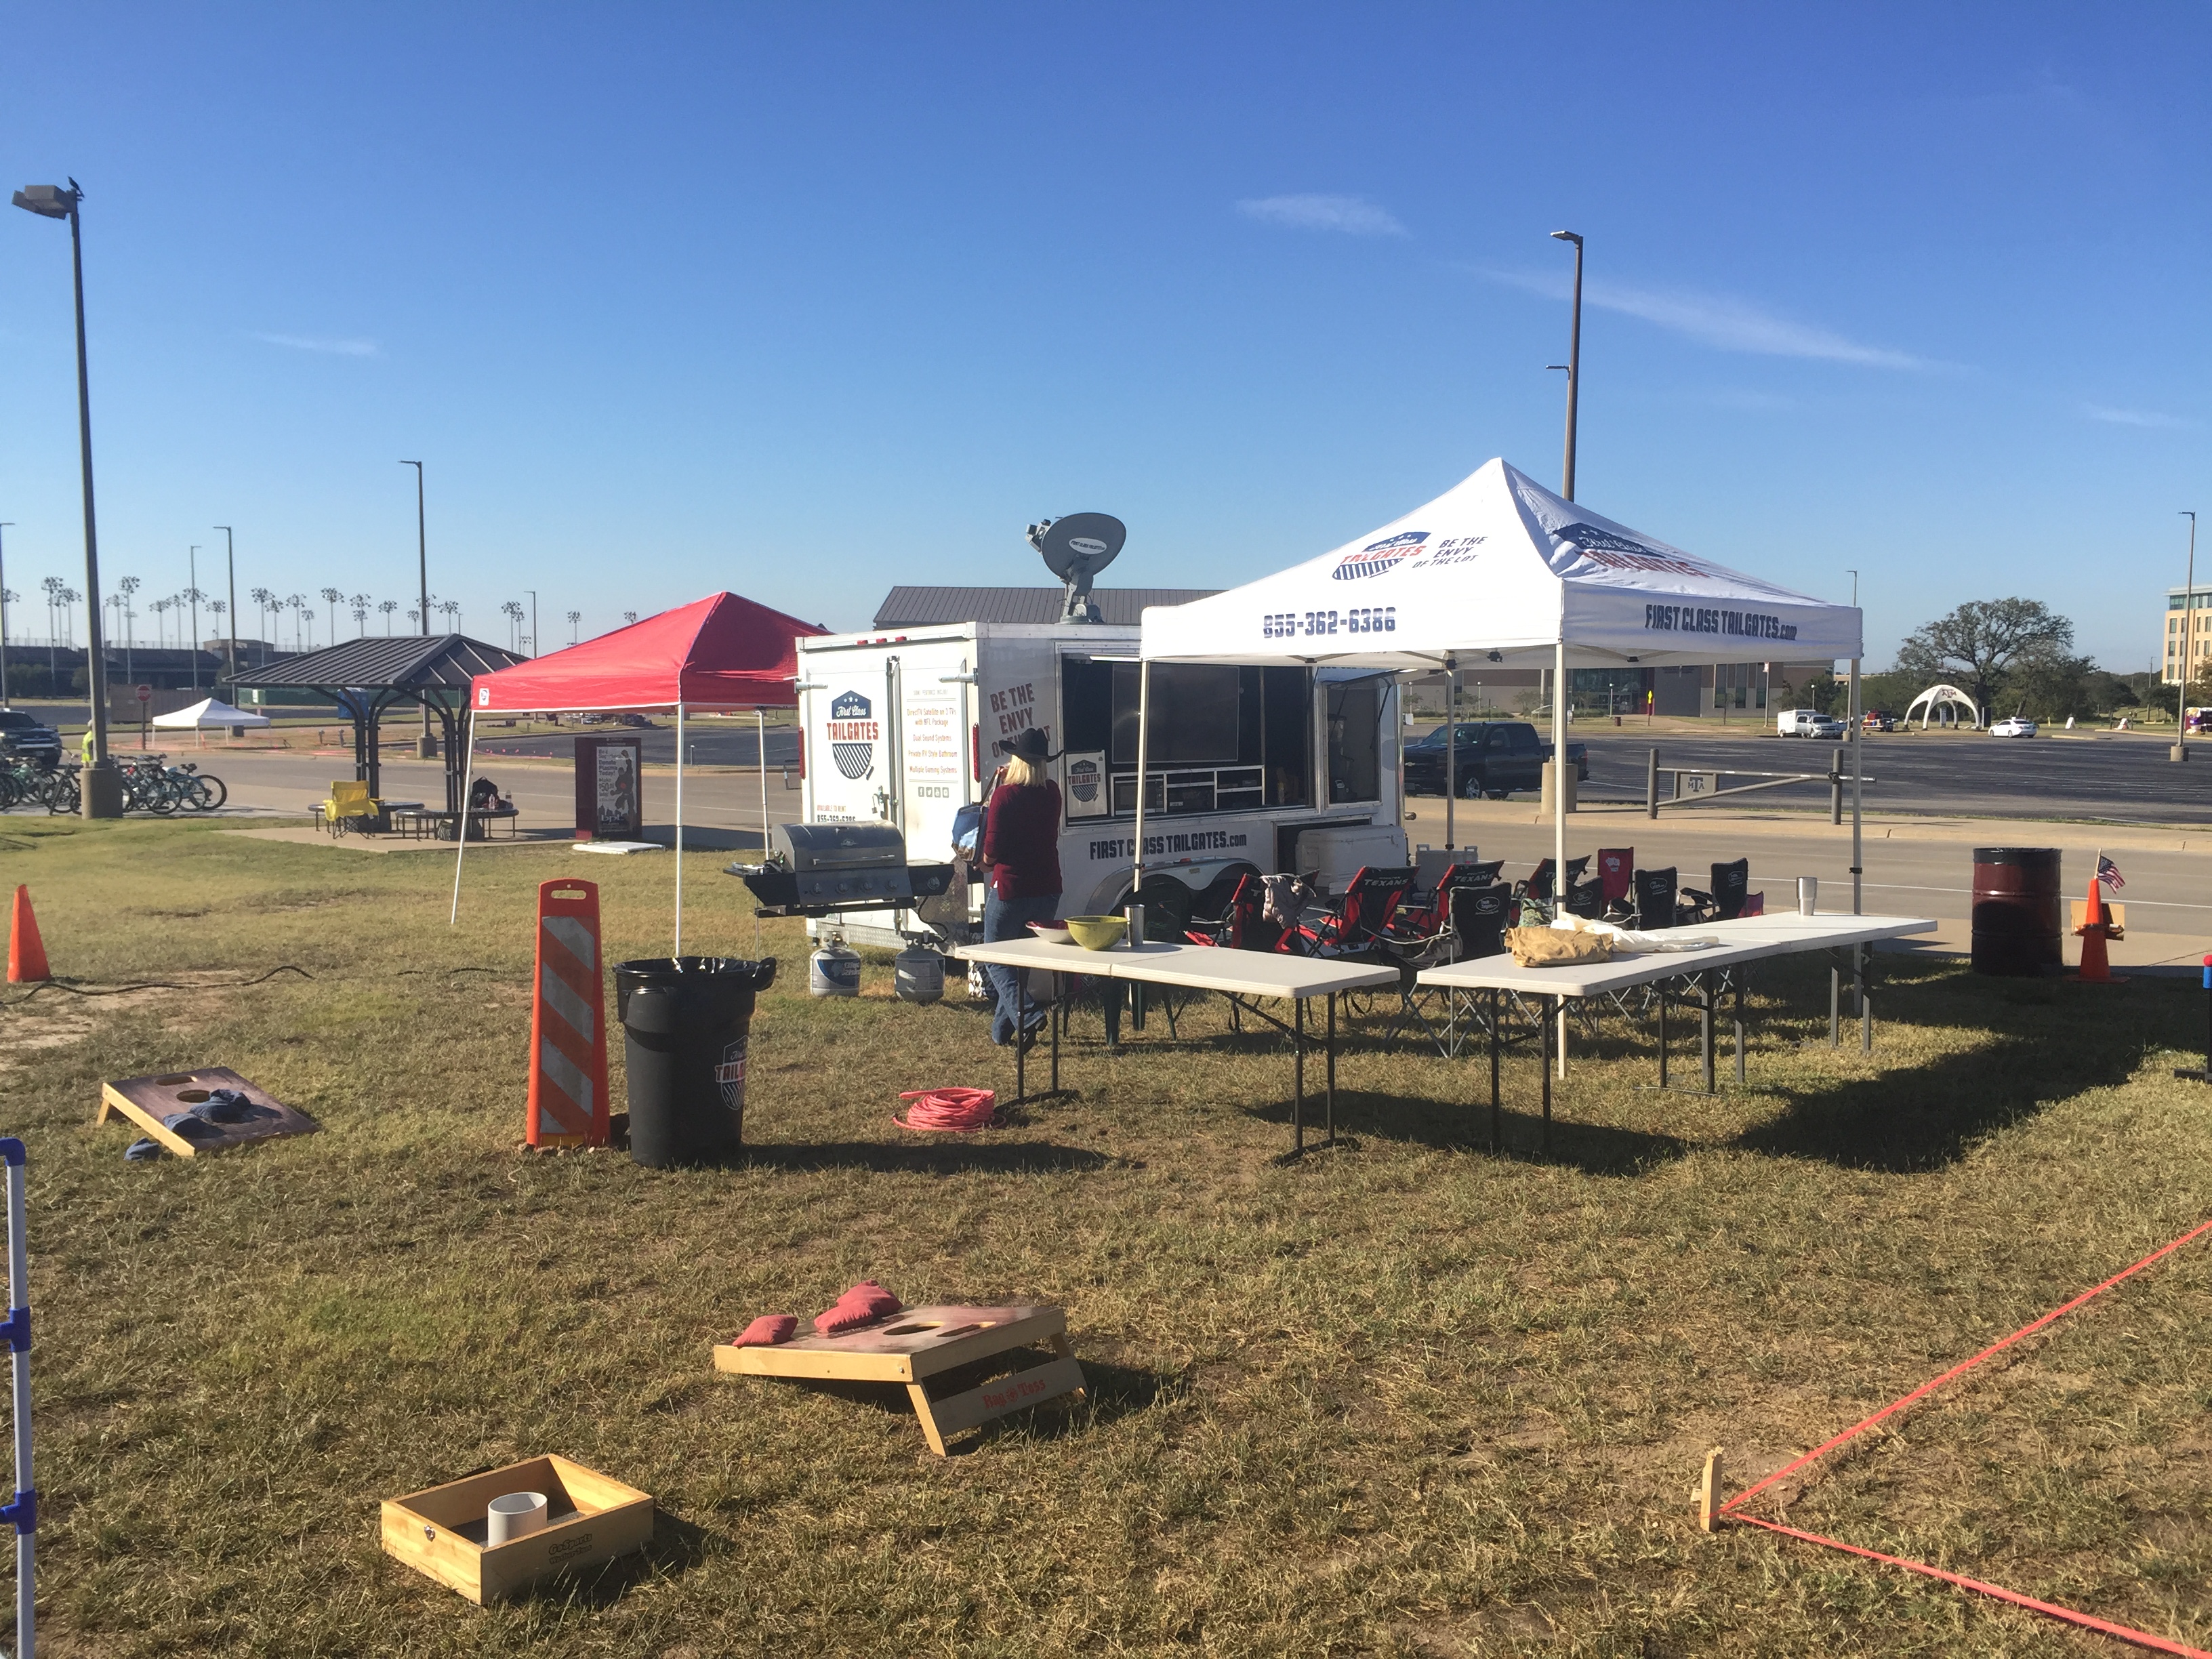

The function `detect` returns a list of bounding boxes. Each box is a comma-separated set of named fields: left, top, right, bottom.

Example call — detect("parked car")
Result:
left=1403, top=720, right=1589, bottom=798
left=1990, top=716, right=2038, bottom=737
left=0, top=708, right=62, bottom=769
left=1776, top=708, right=1842, bottom=737
left=1862, top=709, right=1897, bottom=732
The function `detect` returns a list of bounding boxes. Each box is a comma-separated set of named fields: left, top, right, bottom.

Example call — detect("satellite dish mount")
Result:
left=1027, top=512, right=1126, bottom=624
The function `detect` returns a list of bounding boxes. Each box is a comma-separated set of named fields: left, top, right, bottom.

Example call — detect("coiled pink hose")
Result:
left=893, top=1088, right=999, bottom=1132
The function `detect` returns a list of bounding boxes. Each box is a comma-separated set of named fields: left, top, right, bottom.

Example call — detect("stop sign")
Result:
left=135, top=684, right=152, bottom=703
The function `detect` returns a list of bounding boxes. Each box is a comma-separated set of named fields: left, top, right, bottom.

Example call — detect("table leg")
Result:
left=1700, top=974, right=1715, bottom=1094
left=1658, top=978, right=1670, bottom=1088
left=1734, top=969, right=1746, bottom=1086
left=1325, top=993, right=1337, bottom=1149
left=1830, top=962, right=1841, bottom=1046
left=1858, top=945, right=1871, bottom=1052
left=1050, top=972, right=1061, bottom=1094
left=1293, top=995, right=1306, bottom=1155
left=1540, top=996, right=1553, bottom=1156
left=1488, top=987, right=1502, bottom=1154
left=1015, top=966, right=1028, bottom=1103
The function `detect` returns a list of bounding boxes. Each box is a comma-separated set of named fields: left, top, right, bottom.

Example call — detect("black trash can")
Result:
left=1971, top=848, right=2062, bottom=976
left=615, top=956, right=777, bottom=1166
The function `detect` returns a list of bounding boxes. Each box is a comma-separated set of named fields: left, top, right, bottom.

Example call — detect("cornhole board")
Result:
left=713, top=1303, right=1086, bottom=1456
left=380, top=1454, right=653, bottom=1604
left=98, top=1067, right=319, bottom=1158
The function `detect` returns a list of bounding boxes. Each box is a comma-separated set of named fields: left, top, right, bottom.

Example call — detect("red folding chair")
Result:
left=1184, top=874, right=1281, bottom=951
left=1597, top=848, right=1633, bottom=906
left=1282, top=865, right=1416, bottom=957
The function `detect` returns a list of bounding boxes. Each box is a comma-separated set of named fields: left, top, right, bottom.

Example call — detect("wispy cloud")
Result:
left=1479, top=267, right=1927, bottom=369
left=1237, top=194, right=1406, bottom=237
left=2083, top=403, right=2196, bottom=430
left=250, top=331, right=380, bottom=358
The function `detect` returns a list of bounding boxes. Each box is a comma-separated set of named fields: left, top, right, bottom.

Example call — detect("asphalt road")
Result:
left=1559, top=729, right=2212, bottom=827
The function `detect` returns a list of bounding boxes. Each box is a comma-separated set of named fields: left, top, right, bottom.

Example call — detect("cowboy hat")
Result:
left=994, top=727, right=1061, bottom=764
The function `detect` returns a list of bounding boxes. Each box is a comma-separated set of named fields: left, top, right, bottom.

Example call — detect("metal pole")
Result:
left=1443, top=654, right=1457, bottom=850
left=402, top=462, right=433, bottom=758
left=1132, top=660, right=1151, bottom=899
left=63, top=192, right=117, bottom=817
left=1552, top=230, right=1583, bottom=501
left=0, top=524, right=11, bottom=707
left=2177, top=512, right=2198, bottom=761
left=1554, top=634, right=1568, bottom=1078
left=215, top=527, right=237, bottom=697
left=1850, top=657, right=1863, bottom=914
left=449, top=709, right=478, bottom=924
left=1646, top=745, right=1658, bottom=819
left=3, top=1138, right=33, bottom=1659
left=755, top=708, right=769, bottom=958
left=674, top=699, right=686, bottom=956
left=188, top=546, right=200, bottom=692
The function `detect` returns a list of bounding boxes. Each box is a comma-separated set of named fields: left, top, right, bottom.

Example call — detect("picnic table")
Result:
left=1416, top=912, right=1938, bottom=1153
left=390, top=805, right=521, bottom=841
left=955, top=937, right=1398, bottom=1158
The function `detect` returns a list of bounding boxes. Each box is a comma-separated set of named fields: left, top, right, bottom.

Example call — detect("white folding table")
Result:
left=1416, top=912, right=1937, bottom=1153
left=956, top=937, right=1400, bottom=1158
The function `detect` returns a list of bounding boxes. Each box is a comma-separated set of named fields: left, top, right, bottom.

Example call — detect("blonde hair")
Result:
left=1002, top=754, right=1044, bottom=789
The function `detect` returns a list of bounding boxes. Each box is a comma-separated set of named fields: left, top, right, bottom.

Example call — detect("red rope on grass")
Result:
left=1723, top=1214, right=2212, bottom=1519
left=893, top=1088, right=1000, bottom=1132
left=1729, top=1515, right=2211, bottom=1658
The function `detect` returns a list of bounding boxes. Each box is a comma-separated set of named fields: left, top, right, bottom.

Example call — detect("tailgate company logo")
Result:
left=1333, top=530, right=1426, bottom=579
left=1065, top=756, right=1101, bottom=804
left=714, top=1038, right=747, bottom=1113
left=828, top=691, right=878, bottom=780
left=1551, top=522, right=1710, bottom=580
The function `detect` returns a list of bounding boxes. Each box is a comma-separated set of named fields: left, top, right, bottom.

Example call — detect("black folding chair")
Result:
left=1632, top=866, right=1679, bottom=930
left=1708, top=858, right=1750, bottom=921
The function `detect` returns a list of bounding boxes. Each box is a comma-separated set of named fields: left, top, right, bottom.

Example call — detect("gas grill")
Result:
left=729, top=822, right=958, bottom=918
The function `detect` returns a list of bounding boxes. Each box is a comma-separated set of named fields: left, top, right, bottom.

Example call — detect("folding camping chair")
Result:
left=1517, top=855, right=1589, bottom=924
left=317, top=779, right=382, bottom=838
left=1595, top=848, right=1635, bottom=920
left=1631, top=866, right=1679, bottom=930
left=1282, top=865, right=1416, bottom=958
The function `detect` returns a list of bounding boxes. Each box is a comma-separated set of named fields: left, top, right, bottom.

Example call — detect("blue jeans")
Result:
left=983, top=891, right=1061, bottom=1043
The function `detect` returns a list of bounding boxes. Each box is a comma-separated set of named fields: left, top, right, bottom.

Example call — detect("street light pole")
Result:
left=1549, top=229, right=1584, bottom=502
left=188, top=545, right=201, bottom=692
left=526, top=589, right=538, bottom=658
left=401, top=460, right=434, bottom=758
left=213, top=526, right=237, bottom=697
left=2175, top=511, right=2199, bottom=764
left=13, top=179, right=120, bottom=815
left=0, top=523, right=12, bottom=707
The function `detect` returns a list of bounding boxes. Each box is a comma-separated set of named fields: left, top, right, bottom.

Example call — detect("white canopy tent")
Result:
left=148, top=697, right=270, bottom=744
left=1139, top=459, right=1867, bottom=1065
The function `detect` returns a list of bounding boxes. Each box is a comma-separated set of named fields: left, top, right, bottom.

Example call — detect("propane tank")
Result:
left=893, top=945, right=945, bottom=1004
left=808, top=937, right=861, bottom=998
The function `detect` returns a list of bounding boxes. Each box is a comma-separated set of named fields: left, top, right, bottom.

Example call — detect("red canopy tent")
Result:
left=452, top=592, right=829, bottom=947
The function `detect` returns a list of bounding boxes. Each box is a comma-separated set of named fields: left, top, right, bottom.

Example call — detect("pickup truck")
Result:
left=1403, top=720, right=1589, bottom=799
left=0, top=708, right=62, bottom=769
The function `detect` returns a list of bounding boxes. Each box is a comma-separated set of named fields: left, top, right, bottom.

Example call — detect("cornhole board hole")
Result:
left=98, top=1067, right=319, bottom=1157
left=714, top=1303, right=1086, bottom=1456
left=380, top=1454, right=653, bottom=1604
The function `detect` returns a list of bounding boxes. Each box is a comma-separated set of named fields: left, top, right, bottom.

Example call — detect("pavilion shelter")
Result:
left=232, top=634, right=525, bottom=812
left=1136, top=459, right=1866, bottom=1063
left=457, top=591, right=828, bottom=948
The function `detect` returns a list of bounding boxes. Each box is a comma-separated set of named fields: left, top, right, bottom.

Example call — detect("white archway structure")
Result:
left=1906, top=683, right=1981, bottom=729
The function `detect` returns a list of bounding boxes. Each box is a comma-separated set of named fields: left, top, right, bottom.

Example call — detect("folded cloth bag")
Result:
left=1508, top=926, right=1615, bottom=967
left=814, top=1281, right=903, bottom=1336
left=733, top=1314, right=797, bottom=1347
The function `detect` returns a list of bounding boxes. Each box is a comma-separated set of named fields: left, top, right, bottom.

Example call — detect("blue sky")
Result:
left=2, top=3, right=2205, bottom=669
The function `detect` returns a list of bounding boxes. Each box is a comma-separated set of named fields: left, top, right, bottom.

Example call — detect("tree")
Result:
left=1894, top=598, right=2074, bottom=718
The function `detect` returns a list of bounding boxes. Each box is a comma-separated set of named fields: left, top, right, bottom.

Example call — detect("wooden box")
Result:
left=98, top=1067, right=318, bottom=1157
left=380, top=1455, right=653, bottom=1603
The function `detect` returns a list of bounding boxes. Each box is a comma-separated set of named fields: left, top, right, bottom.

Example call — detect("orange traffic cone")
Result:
left=2076, top=872, right=2120, bottom=984
left=7, top=886, right=49, bottom=983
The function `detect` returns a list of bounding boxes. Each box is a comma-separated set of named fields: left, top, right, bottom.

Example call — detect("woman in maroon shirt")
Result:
left=979, top=727, right=1063, bottom=1044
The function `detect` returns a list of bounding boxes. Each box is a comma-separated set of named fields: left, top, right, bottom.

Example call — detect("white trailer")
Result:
left=794, top=621, right=1407, bottom=948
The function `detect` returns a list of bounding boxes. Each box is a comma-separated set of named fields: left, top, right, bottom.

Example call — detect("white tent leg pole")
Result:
left=1555, top=637, right=1568, bottom=1078
left=1443, top=658, right=1456, bottom=850
left=449, top=709, right=478, bottom=924
left=1132, top=661, right=1150, bottom=901
left=756, top=707, right=769, bottom=958
left=675, top=700, right=685, bottom=957
left=1849, top=658, right=1863, bottom=915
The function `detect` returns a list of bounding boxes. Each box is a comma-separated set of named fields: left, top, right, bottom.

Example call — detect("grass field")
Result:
left=3, top=816, right=2209, bottom=1657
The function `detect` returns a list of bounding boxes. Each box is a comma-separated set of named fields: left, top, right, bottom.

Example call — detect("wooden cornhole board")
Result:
left=98, top=1067, right=319, bottom=1158
left=380, top=1454, right=653, bottom=1604
left=713, top=1303, right=1086, bottom=1456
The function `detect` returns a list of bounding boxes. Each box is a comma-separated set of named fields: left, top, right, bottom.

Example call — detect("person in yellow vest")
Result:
left=79, top=724, right=95, bottom=766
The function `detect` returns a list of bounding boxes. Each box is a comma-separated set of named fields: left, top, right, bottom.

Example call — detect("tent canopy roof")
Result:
left=1140, top=459, right=1862, bottom=671
left=232, top=632, right=524, bottom=692
left=468, top=592, right=829, bottom=713
left=150, top=696, right=269, bottom=729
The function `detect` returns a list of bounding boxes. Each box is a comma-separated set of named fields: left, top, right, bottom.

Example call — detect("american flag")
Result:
left=2097, top=855, right=2125, bottom=890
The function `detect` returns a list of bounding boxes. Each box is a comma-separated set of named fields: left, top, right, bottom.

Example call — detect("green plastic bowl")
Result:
left=1063, top=914, right=1128, bottom=951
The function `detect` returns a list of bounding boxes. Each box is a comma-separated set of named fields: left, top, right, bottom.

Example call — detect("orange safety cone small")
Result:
left=7, top=886, right=50, bottom=983
left=2076, top=872, right=2121, bottom=984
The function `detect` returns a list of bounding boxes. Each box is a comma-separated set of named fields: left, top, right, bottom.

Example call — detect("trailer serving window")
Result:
left=1059, top=658, right=1311, bottom=817
left=1325, top=676, right=1385, bottom=804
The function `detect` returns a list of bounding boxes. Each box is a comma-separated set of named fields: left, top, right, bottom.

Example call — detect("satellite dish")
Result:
left=1027, top=512, right=1126, bottom=623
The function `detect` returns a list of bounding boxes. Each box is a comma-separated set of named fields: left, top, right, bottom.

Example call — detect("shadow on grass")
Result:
left=730, top=1140, right=1116, bottom=1175
left=1241, top=1086, right=1691, bottom=1176
left=511, top=1507, right=716, bottom=1607
left=767, top=1353, right=1171, bottom=1454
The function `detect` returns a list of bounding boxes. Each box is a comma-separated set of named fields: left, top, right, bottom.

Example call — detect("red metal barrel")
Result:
left=1971, top=847, right=2062, bottom=976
